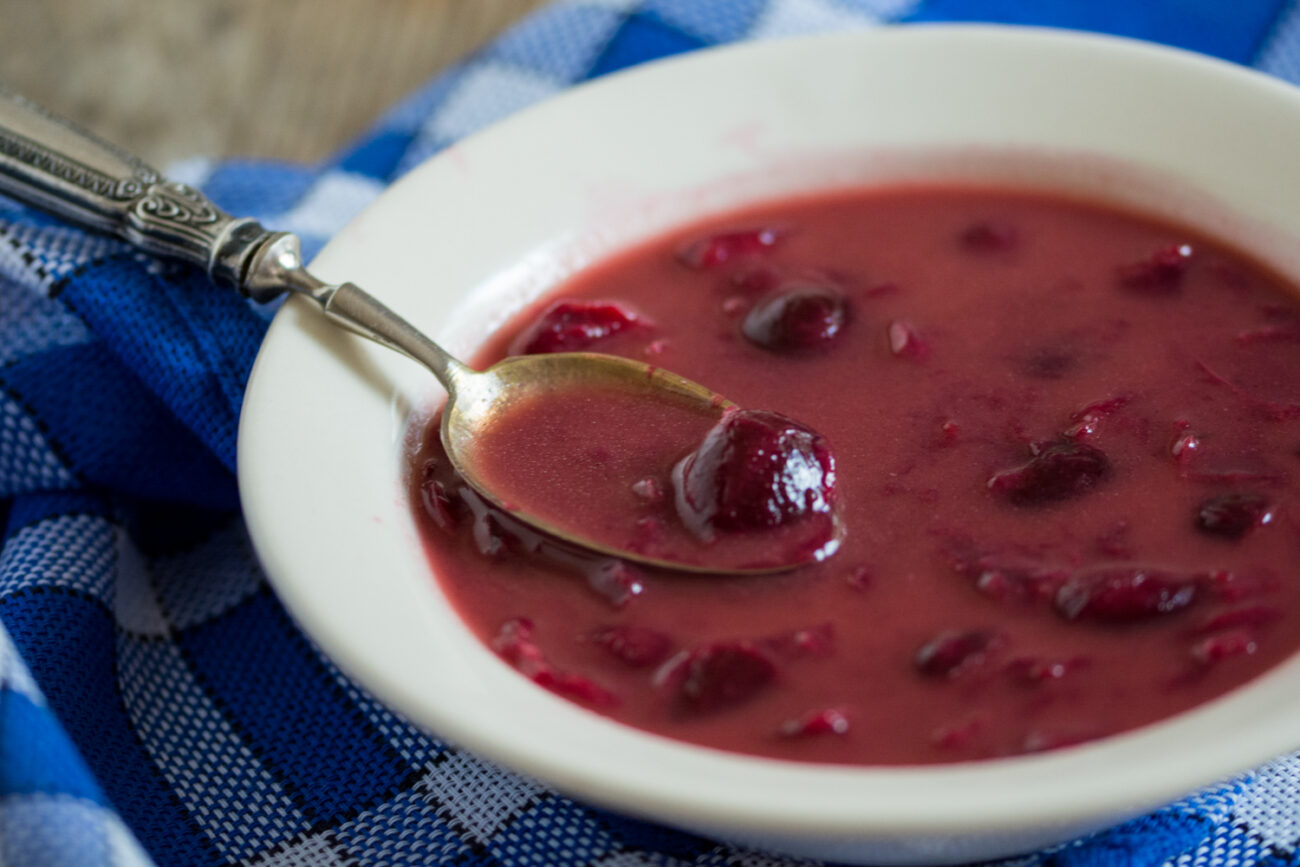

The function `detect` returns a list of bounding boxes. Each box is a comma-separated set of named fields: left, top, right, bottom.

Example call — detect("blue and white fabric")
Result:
left=3, top=1, right=1300, bottom=865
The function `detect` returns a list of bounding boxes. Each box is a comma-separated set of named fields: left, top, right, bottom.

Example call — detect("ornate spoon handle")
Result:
left=0, top=87, right=468, bottom=388
left=0, top=86, right=288, bottom=300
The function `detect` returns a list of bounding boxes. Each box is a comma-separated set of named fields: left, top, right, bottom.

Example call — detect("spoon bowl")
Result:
left=439, top=350, right=766, bottom=571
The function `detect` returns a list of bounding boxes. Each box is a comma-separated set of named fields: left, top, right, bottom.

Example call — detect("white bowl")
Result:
left=239, top=26, right=1300, bottom=865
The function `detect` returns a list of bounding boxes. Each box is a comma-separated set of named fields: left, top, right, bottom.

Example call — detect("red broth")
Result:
left=408, top=186, right=1300, bottom=765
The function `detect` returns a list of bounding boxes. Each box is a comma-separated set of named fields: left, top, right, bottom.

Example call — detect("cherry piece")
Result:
left=721, top=296, right=747, bottom=316
left=777, top=708, right=850, bottom=738
left=677, top=227, right=780, bottom=269
left=459, top=483, right=654, bottom=609
left=971, top=568, right=1025, bottom=604
left=673, top=409, right=836, bottom=537
left=938, top=535, right=1067, bottom=605
left=1202, top=568, right=1278, bottom=603
left=1094, top=520, right=1134, bottom=558
left=759, top=622, right=835, bottom=659
left=1235, top=324, right=1300, bottom=344
left=492, top=617, right=545, bottom=674
left=1064, top=396, right=1130, bottom=439
left=1194, top=358, right=1300, bottom=423
left=493, top=618, right=617, bottom=706
left=1020, top=729, right=1096, bottom=753
left=1192, top=604, right=1282, bottom=636
left=469, top=507, right=508, bottom=559
left=630, top=477, right=664, bottom=503
left=584, top=559, right=645, bottom=609
left=1004, top=655, right=1091, bottom=686
left=589, top=625, right=674, bottom=668
left=930, top=715, right=987, bottom=750
left=914, top=629, right=1002, bottom=678
left=987, top=440, right=1110, bottom=506
left=1169, top=422, right=1201, bottom=470
left=1055, top=566, right=1198, bottom=623
left=959, top=220, right=1018, bottom=253
left=662, top=642, right=777, bottom=714
left=1194, top=492, right=1274, bottom=540
left=887, top=320, right=930, bottom=360
left=530, top=670, right=618, bottom=707
left=1117, top=243, right=1193, bottom=293
left=973, top=561, right=1068, bottom=605
left=511, top=299, right=642, bottom=355
left=741, top=283, right=848, bottom=352
left=418, top=459, right=462, bottom=533
left=629, top=516, right=665, bottom=550
left=1189, top=629, right=1259, bottom=666
left=846, top=565, right=873, bottom=591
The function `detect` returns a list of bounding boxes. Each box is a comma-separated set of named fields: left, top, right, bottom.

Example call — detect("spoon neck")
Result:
left=322, top=281, right=471, bottom=392
left=246, top=235, right=471, bottom=393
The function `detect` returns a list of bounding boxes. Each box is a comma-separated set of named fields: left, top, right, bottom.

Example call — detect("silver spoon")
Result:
left=0, top=88, right=837, bottom=574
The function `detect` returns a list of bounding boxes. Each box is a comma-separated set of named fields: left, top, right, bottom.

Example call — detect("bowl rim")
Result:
left=238, top=23, right=1300, bottom=845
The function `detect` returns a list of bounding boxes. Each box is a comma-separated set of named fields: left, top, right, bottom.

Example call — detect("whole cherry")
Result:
left=673, top=409, right=837, bottom=537
left=741, top=282, right=848, bottom=353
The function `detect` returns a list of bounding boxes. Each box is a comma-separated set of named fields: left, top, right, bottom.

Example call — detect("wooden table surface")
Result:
left=0, top=0, right=547, bottom=167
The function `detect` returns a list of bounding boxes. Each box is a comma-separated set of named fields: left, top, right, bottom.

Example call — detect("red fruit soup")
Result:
left=407, top=185, right=1300, bottom=765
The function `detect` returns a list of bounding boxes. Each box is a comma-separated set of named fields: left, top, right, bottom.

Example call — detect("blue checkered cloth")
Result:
left=3, top=1, right=1300, bottom=865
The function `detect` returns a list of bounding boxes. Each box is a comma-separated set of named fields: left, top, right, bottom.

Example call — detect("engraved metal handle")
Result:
left=0, top=87, right=283, bottom=297
left=0, top=88, right=470, bottom=390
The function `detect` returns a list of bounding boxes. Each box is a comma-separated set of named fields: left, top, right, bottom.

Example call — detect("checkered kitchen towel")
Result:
left=4, top=1, right=1300, bottom=865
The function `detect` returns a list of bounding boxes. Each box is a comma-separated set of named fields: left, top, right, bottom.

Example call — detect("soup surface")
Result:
left=408, top=186, right=1300, bottom=765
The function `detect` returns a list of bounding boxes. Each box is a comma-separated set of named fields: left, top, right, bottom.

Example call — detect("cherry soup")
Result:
left=408, top=187, right=1300, bottom=765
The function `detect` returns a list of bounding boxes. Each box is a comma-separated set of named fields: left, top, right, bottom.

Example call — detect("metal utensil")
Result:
left=0, top=89, right=830, bottom=574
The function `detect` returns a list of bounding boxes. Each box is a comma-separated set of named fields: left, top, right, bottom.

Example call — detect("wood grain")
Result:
left=0, top=0, right=548, bottom=165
